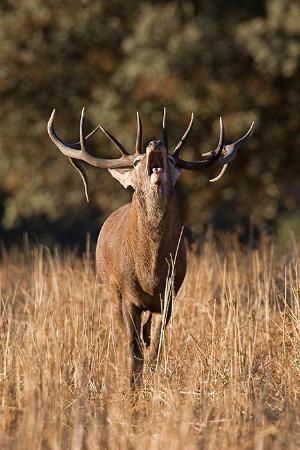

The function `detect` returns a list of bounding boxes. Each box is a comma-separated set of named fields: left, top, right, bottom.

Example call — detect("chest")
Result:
left=128, top=237, right=186, bottom=300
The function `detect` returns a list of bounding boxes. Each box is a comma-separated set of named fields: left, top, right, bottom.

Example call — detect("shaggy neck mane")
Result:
left=132, top=185, right=176, bottom=235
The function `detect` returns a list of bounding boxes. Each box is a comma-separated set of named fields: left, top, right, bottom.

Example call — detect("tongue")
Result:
left=152, top=167, right=163, bottom=174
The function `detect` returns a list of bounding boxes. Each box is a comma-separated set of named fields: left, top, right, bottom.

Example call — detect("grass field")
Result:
left=0, top=235, right=299, bottom=449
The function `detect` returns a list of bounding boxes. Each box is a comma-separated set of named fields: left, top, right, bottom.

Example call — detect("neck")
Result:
left=127, top=186, right=184, bottom=291
left=134, top=185, right=174, bottom=232
left=128, top=186, right=183, bottom=252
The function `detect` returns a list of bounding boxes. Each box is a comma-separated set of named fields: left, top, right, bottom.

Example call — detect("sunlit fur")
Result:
left=97, top=140, right=186, bottom=386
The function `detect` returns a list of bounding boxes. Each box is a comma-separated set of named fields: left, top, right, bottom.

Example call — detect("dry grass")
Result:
left=0, top=236, right=300, bottom=449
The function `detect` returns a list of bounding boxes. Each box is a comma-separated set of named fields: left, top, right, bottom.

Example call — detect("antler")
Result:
left=48, top=108, right=142, bottom=201
left=162, top=108, right=194, bottom=156
left=135, top=110, right=143, bottom=153
left=173, top=113, right=194, bottom=156
left=48, top=108, right=138, bottom=169
left=172, top=117, right=255, bottom=182
left=162, top=107, right=168, bottom=151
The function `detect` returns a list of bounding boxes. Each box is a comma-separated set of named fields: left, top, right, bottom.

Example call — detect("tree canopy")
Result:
left=0, top=0, right=299, bottom=246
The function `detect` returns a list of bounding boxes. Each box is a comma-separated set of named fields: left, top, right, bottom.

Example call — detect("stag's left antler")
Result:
left=163, top=110, right=255, bottom=182
left=201, top=119, right=255, bottom=182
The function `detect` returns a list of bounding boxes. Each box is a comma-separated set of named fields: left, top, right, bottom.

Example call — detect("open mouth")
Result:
left=147, top=151, right=165, bottom=176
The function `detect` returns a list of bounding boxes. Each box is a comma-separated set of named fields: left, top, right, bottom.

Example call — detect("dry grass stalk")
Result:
left=0, top=236, right=299, bottom=449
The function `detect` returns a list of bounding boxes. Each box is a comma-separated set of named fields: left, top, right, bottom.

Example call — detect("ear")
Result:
left=108, top=168, right=134, bottom=189
left=171, top=167, right=182, bottom=186
left=168, top=156, right=182, bottom=186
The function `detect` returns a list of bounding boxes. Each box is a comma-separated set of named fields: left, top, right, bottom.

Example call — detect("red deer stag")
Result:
left=48, top=108, right=254, bottom=386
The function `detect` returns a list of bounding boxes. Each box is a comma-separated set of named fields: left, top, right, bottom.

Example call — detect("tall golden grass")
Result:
left=0, top=235, right=299, bottom=449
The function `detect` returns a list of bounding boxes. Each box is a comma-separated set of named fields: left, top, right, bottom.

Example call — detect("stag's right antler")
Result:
left=48, top=108, right=143, bottom=201
left=48, top=108, right=140, bottom=169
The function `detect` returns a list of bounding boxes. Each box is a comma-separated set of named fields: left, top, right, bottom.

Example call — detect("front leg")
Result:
left=142, top=311, right=152, bottom=348
left=122, top=302, right=143, bottom=387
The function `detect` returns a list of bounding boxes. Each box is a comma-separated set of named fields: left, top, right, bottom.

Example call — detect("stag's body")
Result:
left=96, top=161, right=186, bottom=382
left=97, top=194, right=186, bottom=312
left=48, top=106, right=254, bottom=386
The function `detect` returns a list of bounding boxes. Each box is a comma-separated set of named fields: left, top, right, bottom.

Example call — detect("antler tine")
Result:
left=216, top=116, right=224, bottom=154
left=163, top=107, right=168, bottom=152
left=218, top=121, right=255, bottom=164
left=79, top=107, right=89, bottom=155
left=201, top=117, right=224, bottom=158
left=209, top=163, right=228, bottom=183
left=69, top=157, right=90, bottom=202
left=75, top=123, right=99, bottom=144
left=48, top=108, right=99, bottom=152
left=48, top=109, right=77, bottom=152
left=98, top=124, right=130, bottom=156
left=135, top=110, right=143, bottom=154
left=208, top=121, right=255, bottom=182
left=173, top=113, right=194, bottom=156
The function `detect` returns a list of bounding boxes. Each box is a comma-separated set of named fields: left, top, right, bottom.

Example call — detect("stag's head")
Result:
left=108, top=138, right=174, bottom=193
left=113, top=137, right=182, bottom=195
left=47, top=108, right=254, bottom=201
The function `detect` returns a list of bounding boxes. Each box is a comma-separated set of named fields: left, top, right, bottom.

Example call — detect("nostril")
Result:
left=148, top=140, right=164, bottom=150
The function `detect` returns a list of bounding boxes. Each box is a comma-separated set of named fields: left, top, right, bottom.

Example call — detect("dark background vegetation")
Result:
left=0, top=0, right=299, bottom=248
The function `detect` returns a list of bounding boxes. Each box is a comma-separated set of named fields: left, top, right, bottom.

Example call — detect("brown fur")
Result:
left=96, top=141, right=186, bottom=386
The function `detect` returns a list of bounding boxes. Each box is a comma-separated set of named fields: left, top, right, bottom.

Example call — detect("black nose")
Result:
left=149, top=140, right=163, bottom=147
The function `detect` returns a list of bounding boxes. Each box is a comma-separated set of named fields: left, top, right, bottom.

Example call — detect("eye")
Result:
left=133, top=159, right=139, bottom=167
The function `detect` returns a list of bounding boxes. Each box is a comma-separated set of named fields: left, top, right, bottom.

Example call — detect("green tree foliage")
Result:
left=0, top=0, right=299, bottom=244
